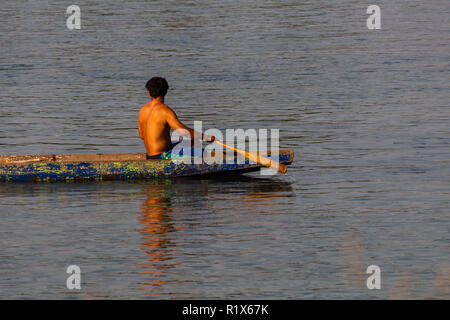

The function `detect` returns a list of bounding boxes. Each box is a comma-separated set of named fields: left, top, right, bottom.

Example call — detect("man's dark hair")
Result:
left=145, top=77, right=169, bottom=98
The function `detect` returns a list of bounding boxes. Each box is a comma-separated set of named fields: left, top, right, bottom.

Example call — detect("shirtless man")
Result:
left=139, top=77, right=214, bottom=159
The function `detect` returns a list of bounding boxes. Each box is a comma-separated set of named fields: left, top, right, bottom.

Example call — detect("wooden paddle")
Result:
left=214, top=140, right=287, bottom=174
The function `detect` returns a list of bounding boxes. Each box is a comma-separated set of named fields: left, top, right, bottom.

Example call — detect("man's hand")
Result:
left=203, top=135, right=215, bottom=143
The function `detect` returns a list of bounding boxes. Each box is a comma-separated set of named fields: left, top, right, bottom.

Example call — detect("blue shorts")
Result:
left=146, top=142, right=203, bottom=160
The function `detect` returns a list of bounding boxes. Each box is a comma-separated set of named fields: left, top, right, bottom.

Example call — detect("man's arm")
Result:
left=138, top=109, right=144, bottom=140
left=165, top=107, right=214, bottom=142
left=138, top=122, right=144, bottom=140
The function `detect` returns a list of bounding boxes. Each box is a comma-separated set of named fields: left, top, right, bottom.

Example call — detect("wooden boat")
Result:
left=0, top=150, right=294, bottom=182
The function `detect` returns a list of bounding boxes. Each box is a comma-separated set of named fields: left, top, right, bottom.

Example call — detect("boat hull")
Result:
left=0, top=150, right=294, bottom=182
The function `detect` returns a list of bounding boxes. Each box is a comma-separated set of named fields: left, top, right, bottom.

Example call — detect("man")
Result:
left=139, top=77, right=214, bottom=159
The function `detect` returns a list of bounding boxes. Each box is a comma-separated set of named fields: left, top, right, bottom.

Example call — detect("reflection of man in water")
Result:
left=138, top=182, right=180, bottom=291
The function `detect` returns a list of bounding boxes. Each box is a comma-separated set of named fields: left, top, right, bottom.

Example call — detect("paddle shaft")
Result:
left=214, top=140, right=287, bottom=174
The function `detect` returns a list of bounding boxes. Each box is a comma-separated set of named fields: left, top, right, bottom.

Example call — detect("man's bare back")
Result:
left=139, top=77, right=213, bottom=157
left=139, top=99, right=188, bottom=156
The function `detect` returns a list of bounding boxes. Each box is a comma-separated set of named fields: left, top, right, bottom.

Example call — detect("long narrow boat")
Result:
left=0, top=150, right=294, bottom=182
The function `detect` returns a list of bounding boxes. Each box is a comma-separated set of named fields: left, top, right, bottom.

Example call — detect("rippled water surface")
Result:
left=0, top=1, right=449, bottom=299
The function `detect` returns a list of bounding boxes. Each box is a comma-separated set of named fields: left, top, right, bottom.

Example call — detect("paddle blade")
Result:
left=215, top=140, right=288, bottom=174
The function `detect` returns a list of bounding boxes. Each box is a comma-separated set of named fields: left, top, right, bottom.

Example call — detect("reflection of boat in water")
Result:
left=0, top=150, right=294, bottom=182
left=135, top=177, right=293, bottom=297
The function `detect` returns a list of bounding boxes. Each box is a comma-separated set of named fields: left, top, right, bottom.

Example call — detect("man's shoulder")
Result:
left=153, top=103, right=173, bottom=114
left=139, top=103, right=152, bottom=112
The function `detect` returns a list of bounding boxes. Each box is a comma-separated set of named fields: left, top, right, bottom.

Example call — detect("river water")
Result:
left=0, top=0, right=449, bottom=299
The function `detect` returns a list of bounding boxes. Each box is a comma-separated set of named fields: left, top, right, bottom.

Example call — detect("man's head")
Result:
left=145, top=77, right=169, bottom=98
